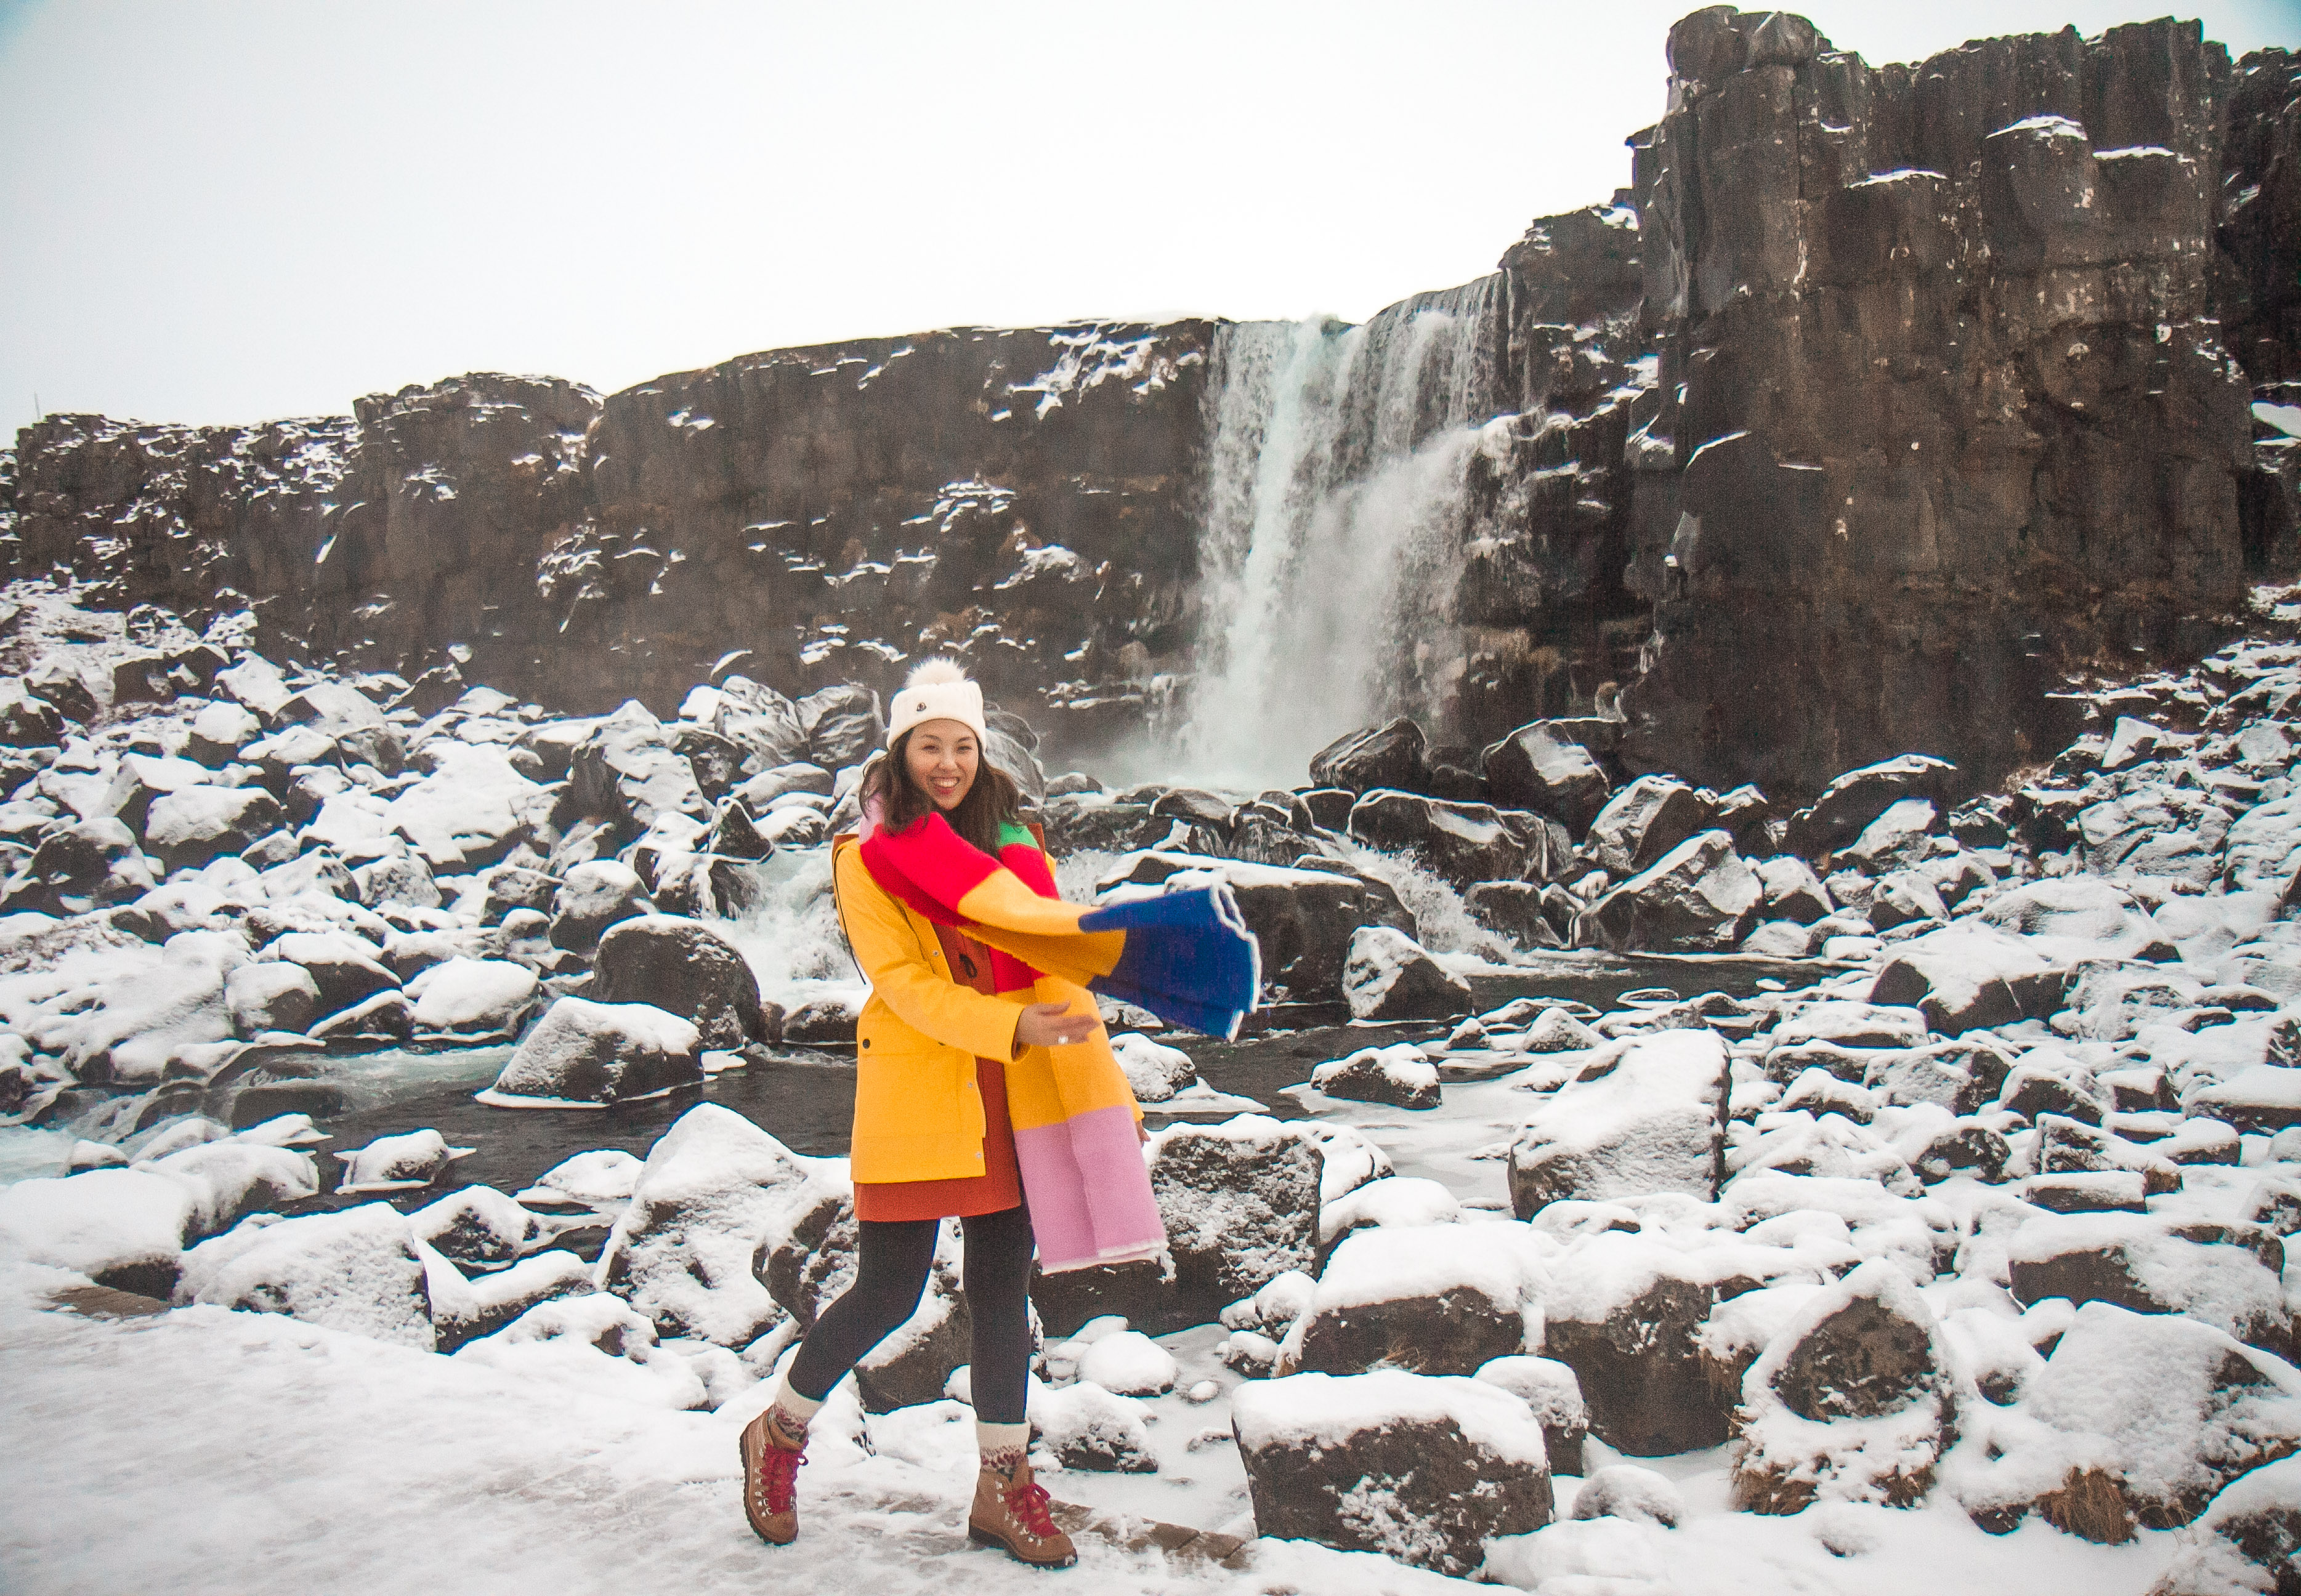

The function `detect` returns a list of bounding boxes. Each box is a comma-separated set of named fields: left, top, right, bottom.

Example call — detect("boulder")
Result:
left=598, top=1102, right=849, bottom=1347
left=383, top=743, right=540, bottom=876
left=1838, top=797, right=1940, bottom=873
left=1731, top=1260, right=1954, bottom=1512
left=427, top=1250, right=595, bottom=1350
left=568, top=703, right=706, bottom=832
left=1077, top=1329, right=1179, bottom=1396
left=0, top=683, right=63, bottom=747
left=1473, top=1355, right=1590, bottom=1477
left=1583, top=776, right=1711, bottom=877
left=1482, top=720, right=1613, bottom=829
left=405, top=1185, right=549, bottom=1268
left=2027, top=1302, right=2301, bottom=1532
left=1109, top=1031, right=1197, bottom=1103
left=334, top=1129, right=472, bottom=1192
left=263, top=932, right=398, bottom=1018
left=173, top=1202, right=434, bottom=1350
left=1869, top=927, right=2073, bottom=1034
left=1572, top=1465, right=1685, bottom=1527
left=2191, top=1066, right=2301, bottom=1135
left=481, top=997, right=702, bottom=1106
left=406, top=957, right=539, bottom=1039
left=713, top=679, right=811, bottom=773
left=0, top=1167, right=195, bottom=1297
left=1032, top=1379, right=1158, bottom=1473
left=1346, top=789, right=1533, bottom=889
left=1465, top=881, right=1564, bottom=949
left=1341, top=925, right=1471, bottom=1021
left=142, top=785, right=284, bottom=871
left=1783, top=756, right=1959, bottom=859
left=6, top=816, right=157, bottom=915
left=223, top=961, right=320, bottom=1038
left=1280, top=1223, right=1542, bottom=1377
left=477, top=866, right=557, bottom=925
left=102, top=754, right=220, bottom=834
left=1508, top=1030, right=1731, bottom=1215
left=1231, top=1371, right=1553, bottom=1575
left=2149, top=1456, right=2301, bottom=1596
left=796, top=683, right=883, bottom=770
left=1572, top=830, right=1760, bottom=952
left=1149, top=1116, right=1322, bottom=1315
left=1310, top=1044, right=1441, bottom=1110
left=671, top=725, right=745, bottom=801
left=1309, top=717, right=1428, bottom=795
left=589, top=914, right=776, bottom=1050
left=2008, top=1213, right=2294, bottom=1358
left=350, top=853, right=440, bottom=912
left=1752, top=855, right=1832, bottom=924
left=1976, top=877, right=2175, bottom=962
left=546, top=859, right=653, bottom=953
left=184, top=699, right=261, bottom=766
left=1539, top=1235, right=1797, bottom=1456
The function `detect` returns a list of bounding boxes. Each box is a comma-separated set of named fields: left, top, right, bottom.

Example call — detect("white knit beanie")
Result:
left=886, top=658, right=985, bottom=744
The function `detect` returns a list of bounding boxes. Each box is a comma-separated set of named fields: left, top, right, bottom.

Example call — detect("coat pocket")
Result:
left=852, top=1041, right=978, bottom=1145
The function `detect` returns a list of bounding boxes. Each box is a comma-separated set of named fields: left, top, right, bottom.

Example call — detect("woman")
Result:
left=737, top=659, right=1116, bottom=1570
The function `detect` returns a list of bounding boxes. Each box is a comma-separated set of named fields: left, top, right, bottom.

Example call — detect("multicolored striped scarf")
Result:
left=857, top=808, right=1260, bottom=1272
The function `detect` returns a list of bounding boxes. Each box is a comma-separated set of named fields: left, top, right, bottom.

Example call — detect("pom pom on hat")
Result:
left=888, top=657, right=986, bottom=744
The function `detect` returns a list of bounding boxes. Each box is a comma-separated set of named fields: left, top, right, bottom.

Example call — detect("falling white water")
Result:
left=1183, top=276, right=1503, bottom=788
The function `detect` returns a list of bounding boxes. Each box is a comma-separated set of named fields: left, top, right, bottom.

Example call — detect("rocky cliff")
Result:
left=2, top=11, right=2295, bottom=797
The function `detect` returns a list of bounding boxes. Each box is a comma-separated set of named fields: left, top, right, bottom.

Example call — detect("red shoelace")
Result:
left=758, top=1442, right=806, bottom=1515
left=1001, top=1475, right=1058, bottom=1540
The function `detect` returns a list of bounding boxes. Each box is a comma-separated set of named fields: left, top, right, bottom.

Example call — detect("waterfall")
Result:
left=1184, top=275, right=1506, bottom=788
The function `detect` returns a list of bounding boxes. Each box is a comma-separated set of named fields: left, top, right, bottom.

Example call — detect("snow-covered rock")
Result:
left=1508, top=1030, right=1731, bottom=1215
left=0, top=1167, right=195, bottom=1296
left=261, top=931, right=398, bottom=1018
left=1109, top=1031, right=1195, bottom=1103
left=223, top=959, right=321, bottom=1038
left=1231, top=1369, right=1554, bottom=1574
left=1340, top=925, right=1471, bottom=1022
left=1077, top=1329, right=1178, bottom=1395
left=143, top=784, right=285, bottom=871
left=1730, top=1259, right=1954, bottom=1512
left=334, top=1129, right=474, bottom=1193
left=406, top=1186, right=548, bottom=1268
left=174, top=1203, right=435, bottom=1349
left=1148, top=1116, right=1322, bottom=1312
left=1319, top=1175, right=1462, bottom=1248
left=1311, top=1044, right=1441, bottom=1110
left=405, top=957, right=538, bottom=1040
left=598, top=1103, right=848, bottom=1348
left=1030, top=1378, right=1157, bottom=1472
left=2149, top=1454, right=2301, bottom=1594
left=1574, top=829, right=1761, bottom=953
left=2026, top=1301, right=2301, bottom=1530
left=589, top=915, right=775, bottom=1051
left=1474, top=1355, right=1589, bottom=1475
left=480, top=996, right=702, bottom=1108
left=1574, top=1464, right=1685, bottom=1526
left=2007, top=1212, right=2294, bottom=1358
left=516, top=1148, right=643, bottom=1211
left=545, top=859, right=652, bottom=953
left=1280, top=1222, right=1543, bottom=1377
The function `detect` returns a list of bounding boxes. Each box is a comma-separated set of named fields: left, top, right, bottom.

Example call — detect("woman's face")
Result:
left=904, top=720, right=979, bottom=812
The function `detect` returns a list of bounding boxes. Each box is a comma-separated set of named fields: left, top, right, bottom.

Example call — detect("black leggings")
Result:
left=784, top=1205, right=1035, bottom=1424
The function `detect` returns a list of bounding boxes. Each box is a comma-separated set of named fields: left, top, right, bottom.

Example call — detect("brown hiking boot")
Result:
left=968, top=1456, right=1076, bottom=1568
left=738, top=1406, right=808, bottom=1546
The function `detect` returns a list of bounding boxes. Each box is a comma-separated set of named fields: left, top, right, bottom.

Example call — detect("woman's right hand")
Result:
left=1014, top=1000, right=1096, bottom=1052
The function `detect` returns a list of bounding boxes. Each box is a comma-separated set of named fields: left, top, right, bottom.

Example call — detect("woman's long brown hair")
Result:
left=863, top=727, right=1025, bottom=856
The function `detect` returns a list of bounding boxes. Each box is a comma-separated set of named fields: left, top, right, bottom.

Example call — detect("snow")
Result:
left=0, top=1167, right=192, bottom=1281
left=1111, top=1031, right=1197, bottom=1103
left=518, top=1148, right=645, bottom=1210
left=1078, top=1329, right=1179, bottom=1395
left=1301, top=1221, right=1547, bottom=1321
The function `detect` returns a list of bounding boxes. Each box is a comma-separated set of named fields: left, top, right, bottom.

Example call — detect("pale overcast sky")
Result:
left=1, top=0, right=2292, bottom=432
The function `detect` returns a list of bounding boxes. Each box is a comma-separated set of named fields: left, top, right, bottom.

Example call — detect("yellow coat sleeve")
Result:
left=835, top=844, right=1025, bottom=1062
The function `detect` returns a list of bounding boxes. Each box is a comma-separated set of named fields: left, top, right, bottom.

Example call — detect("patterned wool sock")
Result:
left=977, top=1421, right=1031, bottom=1474
left=768, top=1376, right=825, bottom=1434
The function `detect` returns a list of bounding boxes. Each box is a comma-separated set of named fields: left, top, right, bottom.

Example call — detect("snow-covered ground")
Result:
left=0, top=1252, right=2178, bottom=1594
